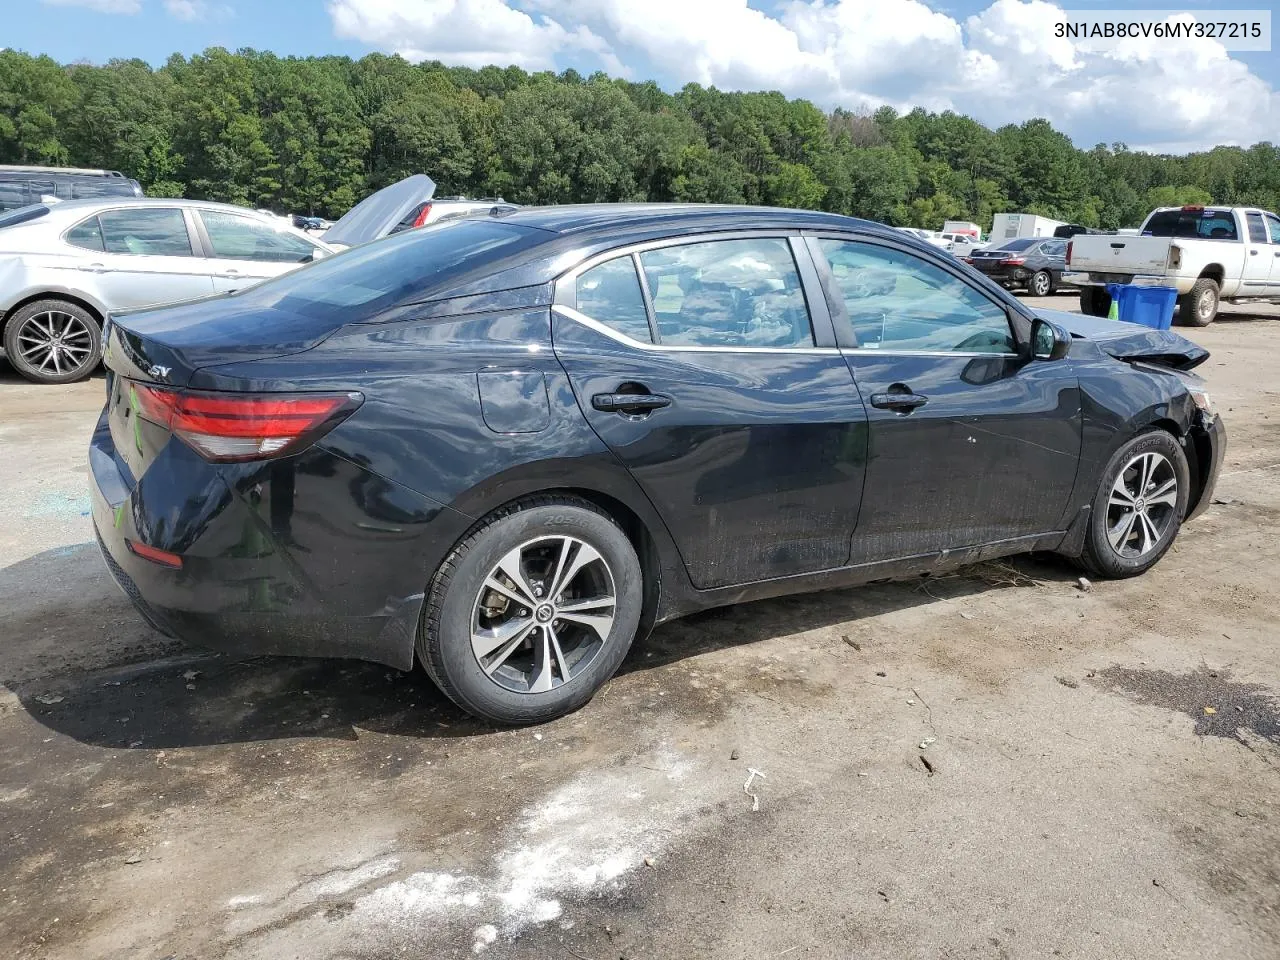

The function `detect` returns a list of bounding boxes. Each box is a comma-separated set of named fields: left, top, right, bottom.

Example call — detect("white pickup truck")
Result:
left=1063, top=205, right=1280, bottom=325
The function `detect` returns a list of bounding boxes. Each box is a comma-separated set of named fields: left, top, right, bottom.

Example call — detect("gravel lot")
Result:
left=3, top=296, right=1280, bottom=960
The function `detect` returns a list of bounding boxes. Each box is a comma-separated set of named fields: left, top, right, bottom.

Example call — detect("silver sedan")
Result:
left=0, top=198, right=334, bottom=383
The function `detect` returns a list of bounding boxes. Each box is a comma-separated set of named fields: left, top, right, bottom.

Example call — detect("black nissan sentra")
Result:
left=91, top=205, right=1225, bottom=725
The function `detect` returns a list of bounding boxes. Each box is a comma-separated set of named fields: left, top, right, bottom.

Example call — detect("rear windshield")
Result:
left=232, top=218, right=550, bottom=322
left=994, top=238, right=1037, bottom=252
left=1144, top=209, right=1239, bottom=241
left=0, top=204, right=51, bottom=229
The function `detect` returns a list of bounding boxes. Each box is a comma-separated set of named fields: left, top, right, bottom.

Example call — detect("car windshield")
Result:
left=994, top=238, right=1037, bottom=252
left=0, top=204, right=51, bottom=229
left=231, top=218, right=549, bottom=322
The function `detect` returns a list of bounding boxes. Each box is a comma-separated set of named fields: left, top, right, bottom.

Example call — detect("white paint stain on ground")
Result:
left=353, top=747, right=701, bottom=951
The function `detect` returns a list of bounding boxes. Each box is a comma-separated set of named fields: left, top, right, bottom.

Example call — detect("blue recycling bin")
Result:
left=1105, top=283, right=1177, bottom=330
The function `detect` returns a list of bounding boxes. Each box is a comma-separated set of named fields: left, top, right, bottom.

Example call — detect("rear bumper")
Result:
left=89, top=406, right=471, bottom=670
left=1186, top=413, right=1226, bottom=523
left=972, top=265, right=1030, bottom=285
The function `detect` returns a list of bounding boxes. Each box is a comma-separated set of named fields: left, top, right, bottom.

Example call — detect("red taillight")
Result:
left=1003, top=257, right=1026, bottom=266
left=412, top=203, right=433, bottom=228
left=130, top=383, right=362, bottom=462
left=127, top=539, right=183, bottom=568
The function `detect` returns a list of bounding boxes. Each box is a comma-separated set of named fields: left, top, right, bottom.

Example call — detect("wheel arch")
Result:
left=1, top=290, right=107, bottom=338
left=1197, top=264, right=1225, bottom=286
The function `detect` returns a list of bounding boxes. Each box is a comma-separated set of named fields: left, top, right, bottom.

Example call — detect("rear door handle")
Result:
left=870, top=392, right=928, bottom=412
left=592, top=392, right=671, bottom=413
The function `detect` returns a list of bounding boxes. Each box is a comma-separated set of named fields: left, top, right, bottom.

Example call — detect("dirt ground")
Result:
left=3, top=296, right=1280, bottom=960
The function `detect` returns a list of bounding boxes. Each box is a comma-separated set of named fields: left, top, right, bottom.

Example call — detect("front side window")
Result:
left=637, top=238, right=813, bottom=348
left=1266, top=213, right=1280, bottom=244
left=1246, top=212, right=1269, bottom=244
left=200, top=210, right=318, bottom=263
left=575, top=255, right=652, bottom=343
left=66, top=216, right=105, bottom=252
left=98, top=208, right=193, bottom=257
left=818, top=238, right=1015, bottom=353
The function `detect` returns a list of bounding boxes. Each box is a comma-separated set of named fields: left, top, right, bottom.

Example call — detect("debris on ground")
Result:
left=124, top=853, right=143, bottom=865
left=1057, top=676, right=1080, bottom=689
left=730, top=748, right=740, bottom=761
left=34, top=694, right=64, bottom=705
left=919, top=755, right=936, bottom=776
left=1204, top=706, right=1217, bottom=715
left=182, top=670, right=200, bottom=681
left=1213, top=496, right=1236, bottom=505
left=919, top=737, right=936, bottom=749
left=743, top=768, right=766, bottom=812
left=875, top=671, right=887, bottom=678
left=842, top=635, right=862, bottom=651
left=959, top=611, right=974, bottom=620
left=1077, top=577, right=1092, bottom=592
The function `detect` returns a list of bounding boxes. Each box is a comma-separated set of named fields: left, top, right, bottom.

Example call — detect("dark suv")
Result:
left=0, top=165, right=143, bottom=212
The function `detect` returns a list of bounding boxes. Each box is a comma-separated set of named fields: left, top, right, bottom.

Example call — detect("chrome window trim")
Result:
left=553, top=304, right=841, bottom=356
left=557, top=229, right=801, bottom=286
left=842, top=348, right=1021, bottom=358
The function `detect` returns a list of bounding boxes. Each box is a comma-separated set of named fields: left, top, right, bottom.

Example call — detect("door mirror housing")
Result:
left=1030, top=317, right=1071, bottom=361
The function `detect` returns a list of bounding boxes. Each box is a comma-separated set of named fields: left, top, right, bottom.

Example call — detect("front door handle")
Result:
left=592, top=392, right=672, bottom=413
left=870, top=391, right=928, bottom=412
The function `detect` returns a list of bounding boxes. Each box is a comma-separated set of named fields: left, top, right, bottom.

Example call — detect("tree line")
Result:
left=2, top=47, right=1278, bottom=230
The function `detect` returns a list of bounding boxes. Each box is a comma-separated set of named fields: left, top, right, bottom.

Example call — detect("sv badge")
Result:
left=148, top=365, right=171, bottom=380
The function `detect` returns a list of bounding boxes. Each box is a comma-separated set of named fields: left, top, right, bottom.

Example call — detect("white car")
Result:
left=0, top=198, right=334, bottom=383
left=928, top=231, right=987, bottom=255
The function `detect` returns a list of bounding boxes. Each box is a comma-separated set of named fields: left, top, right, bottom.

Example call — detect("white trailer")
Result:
left=990, top=213, right=1066, bottom=242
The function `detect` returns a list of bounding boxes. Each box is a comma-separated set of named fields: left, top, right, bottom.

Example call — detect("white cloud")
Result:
left=163, top=0, right=233, bottom=20
left=327, top=0, right=1280, bottom=152
left=327, top=0, right=615, bottom=72
left=41, top=0, right=140, bottom=13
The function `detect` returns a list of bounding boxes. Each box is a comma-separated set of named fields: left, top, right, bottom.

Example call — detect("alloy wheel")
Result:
left=15, top=310, right=95, bottom=377
left=1032, top=271, right=1051, bottom=296
left=470, top=535, right=616, bottom=694
left=1106, top=451, right=1178, bottom=558
left=1198, top=288, right=1217, bottom=322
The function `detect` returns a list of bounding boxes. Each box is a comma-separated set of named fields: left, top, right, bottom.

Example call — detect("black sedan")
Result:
left=91, top=205, right=1224, bottom=725
left=965, top=237, right=1072, bottom=296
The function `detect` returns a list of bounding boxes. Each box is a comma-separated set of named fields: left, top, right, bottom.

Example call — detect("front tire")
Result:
left=1077, top=430, right=1190, bottom=578
left=1176, top=277, right=1219, bottom=327
left=418, top=496, right=643, bottom=725
left=2, top=298, right=102, bottom=384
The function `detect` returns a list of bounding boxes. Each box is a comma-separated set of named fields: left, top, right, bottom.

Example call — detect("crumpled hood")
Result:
left=322, top=174, right=436, bottom=248
left=1036, top=307, right=1209, bottom=371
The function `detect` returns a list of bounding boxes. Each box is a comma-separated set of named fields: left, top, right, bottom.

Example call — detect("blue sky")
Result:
left=8, top=0, right=1280, bottom=152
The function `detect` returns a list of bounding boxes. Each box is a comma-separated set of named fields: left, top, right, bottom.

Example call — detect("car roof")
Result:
left=33, top=197, right=284, bottom=217
left=496, top=203, right=886, bottom=238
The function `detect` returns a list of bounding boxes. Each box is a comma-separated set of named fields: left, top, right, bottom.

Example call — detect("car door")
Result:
left=1040, top=239, right=1068, bottom=279
left=552, top=234, right=869, bottom=590
left=1265, top=213, right=1280, bottom=291
left=195, top=208, right=325, bottom=292
left=807, top=234, right=1081, bottom=564
left=67, top=206, right=215, bottom=310
left=1243, top=211, right=1273, bottom=293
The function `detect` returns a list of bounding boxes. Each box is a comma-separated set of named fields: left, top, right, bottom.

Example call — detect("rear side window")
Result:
left=575, top=256, right=652, bottom=343
left=69, top=178, right=137, bottom=200
left=1144, top=210, right=1239, bottom=241
left=1246, top=212, right=1269, bottom=243
left=0, top=182, right=28, bottom=211
left=66, top=216, right=105, bottom=252
left=99, top=208, right=193, bottom=256
left=1041, top=240, right=1067, bottom=256
left=818, top=238, right=1015, bottom=353
left=234, top=218, right=550, bottom=323
left=638, top=238, right=814, bottom=348
left=199, top=210, right=318, bottom=262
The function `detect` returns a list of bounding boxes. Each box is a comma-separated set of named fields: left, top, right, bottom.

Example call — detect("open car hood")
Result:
left=322, top=174, right=436, bottom=248
left=1036, top=307, right=1209, bottom=371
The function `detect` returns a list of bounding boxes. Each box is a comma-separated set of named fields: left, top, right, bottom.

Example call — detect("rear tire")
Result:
left=1030, top=270, right=1053, bottom=297
left=1176, top=277, right=1219, bottom=327
left=2, top=298, right=102, bottom=384
left=1077, top=430, right=1189, bottom=579
left=1079, top=286, right=1111, bottom=317
left=417, top=495, right=643, bottom=725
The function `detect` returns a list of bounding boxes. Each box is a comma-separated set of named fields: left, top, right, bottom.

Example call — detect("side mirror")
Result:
left=1030, top=317, right=1071, bottom=361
